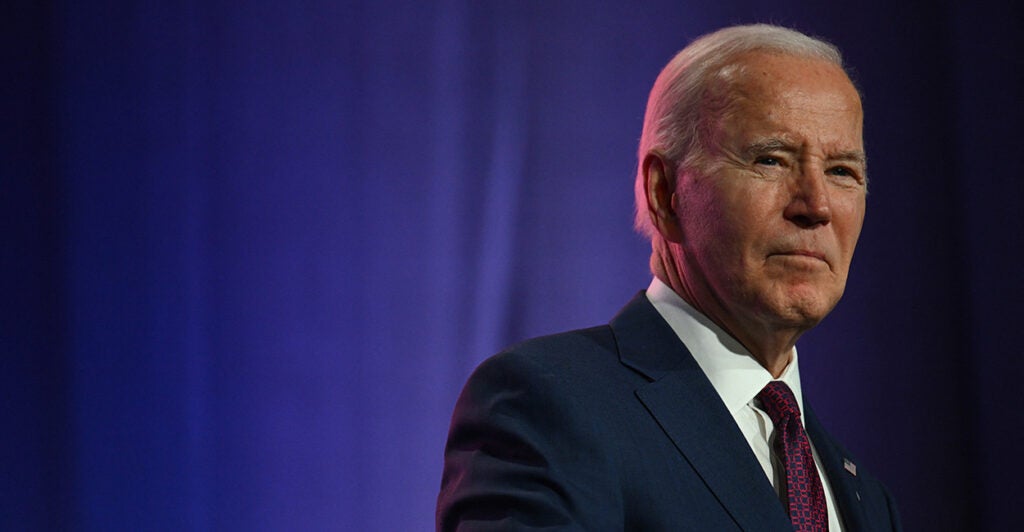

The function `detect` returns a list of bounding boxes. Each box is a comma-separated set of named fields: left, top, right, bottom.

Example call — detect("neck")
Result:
left=651, top=245, right=803, bottom=378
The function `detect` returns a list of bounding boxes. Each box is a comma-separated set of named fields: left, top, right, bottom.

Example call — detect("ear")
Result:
left=642, top=152, right=684, bottom=243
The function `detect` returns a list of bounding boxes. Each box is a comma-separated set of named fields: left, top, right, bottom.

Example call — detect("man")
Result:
left=437, top=24, right=901, bottom=531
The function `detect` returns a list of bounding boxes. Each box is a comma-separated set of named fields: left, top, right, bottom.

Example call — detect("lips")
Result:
left=783, top=250, right=827, bottom=261
left=768, top=249, right=830, bottom=268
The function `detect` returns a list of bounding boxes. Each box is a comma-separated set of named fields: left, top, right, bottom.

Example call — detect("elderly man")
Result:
left=437, top=24, right=900, bottom=531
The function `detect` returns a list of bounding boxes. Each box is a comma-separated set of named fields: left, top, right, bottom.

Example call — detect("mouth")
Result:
left=769, top=250, right=830, bottom=268
left=782, top=250, right=827, bottom=261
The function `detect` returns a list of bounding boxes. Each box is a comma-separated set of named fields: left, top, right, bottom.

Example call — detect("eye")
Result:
left=828, top=166, right=851, bottom=176
left=755, top=156, right=781, bottom=166
left=826, top=165, right=866, bottom=186
left=827, top=166, right=860, bottom=179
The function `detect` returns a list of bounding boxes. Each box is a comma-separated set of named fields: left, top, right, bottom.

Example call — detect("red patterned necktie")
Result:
left=757, top=381, right=829, bottom=532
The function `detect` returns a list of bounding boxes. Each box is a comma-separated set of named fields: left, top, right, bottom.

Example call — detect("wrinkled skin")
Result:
left=645, top=51, right=867, bottom=376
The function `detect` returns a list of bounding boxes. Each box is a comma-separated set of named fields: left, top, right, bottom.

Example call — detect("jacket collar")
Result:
left=611, top=291, right=868, bottom=530
left=610, top=292, right=792, bottom=531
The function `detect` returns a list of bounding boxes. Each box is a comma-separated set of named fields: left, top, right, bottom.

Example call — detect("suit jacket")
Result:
left=437, top=292, right=901, bottom=531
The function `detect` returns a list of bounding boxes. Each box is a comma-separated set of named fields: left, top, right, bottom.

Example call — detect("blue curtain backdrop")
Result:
left=5, top=0, right=1023, bottom=530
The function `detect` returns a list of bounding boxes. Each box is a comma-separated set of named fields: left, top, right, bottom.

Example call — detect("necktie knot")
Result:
left=757, top=380, right=801, bottom=427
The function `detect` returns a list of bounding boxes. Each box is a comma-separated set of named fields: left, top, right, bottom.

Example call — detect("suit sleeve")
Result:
left=436, top=350, right=618, bottom=531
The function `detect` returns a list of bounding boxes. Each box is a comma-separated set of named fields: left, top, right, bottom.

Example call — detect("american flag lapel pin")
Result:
left=843, top=458, right=857, bottom=476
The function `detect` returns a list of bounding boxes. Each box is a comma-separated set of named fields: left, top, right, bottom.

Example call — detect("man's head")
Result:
left=636, top=25, right=867, bottom=371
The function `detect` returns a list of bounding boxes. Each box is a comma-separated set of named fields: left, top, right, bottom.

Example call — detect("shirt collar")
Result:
left=645, top=277, right=806, bottom=421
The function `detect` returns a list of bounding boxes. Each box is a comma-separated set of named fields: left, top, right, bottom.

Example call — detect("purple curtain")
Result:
left=6, top=0, right=1022, bottom=529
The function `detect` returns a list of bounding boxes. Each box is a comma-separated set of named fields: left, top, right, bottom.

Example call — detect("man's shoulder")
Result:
left=503, top=324, right=618, bottom=358
left=459, top=321, right=649, bottom=401
left=471, top=324, right=621, bottom=381
left=491, top=290, right=659, bottom=364
left=467, top=292, right=680, bottom=388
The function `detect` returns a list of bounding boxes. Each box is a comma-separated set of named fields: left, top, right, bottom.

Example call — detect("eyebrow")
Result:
left=743, top=138, right=867, bottom=167
left=828, top=150, right=868, bottom=168
left=743, top=138, right=796, bottom=157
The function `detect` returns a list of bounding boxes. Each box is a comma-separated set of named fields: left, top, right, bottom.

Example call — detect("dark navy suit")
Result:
left=437, top=293, right=901, bottom=531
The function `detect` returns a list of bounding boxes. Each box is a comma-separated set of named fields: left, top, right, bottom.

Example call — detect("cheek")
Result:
left=714, top=189, right=778, bottom=247
left=678, top=179, right=777, bottom=261
left=689, top=195, right=747, bottom=252
left=834, top=197, right=866, bottom=251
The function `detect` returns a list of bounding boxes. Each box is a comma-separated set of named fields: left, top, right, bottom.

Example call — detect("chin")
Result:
left=765, top=289, right=842, bottom=329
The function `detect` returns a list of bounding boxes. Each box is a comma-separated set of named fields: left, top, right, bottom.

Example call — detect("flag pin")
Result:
left=843, top=458, right=857, bottom=476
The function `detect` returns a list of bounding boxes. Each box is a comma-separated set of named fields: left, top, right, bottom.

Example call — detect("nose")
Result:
left=784, top=165, right=832, bottom=228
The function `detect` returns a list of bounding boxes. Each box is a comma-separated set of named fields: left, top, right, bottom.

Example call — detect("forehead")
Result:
left=710, top=52, right=864, bottom=144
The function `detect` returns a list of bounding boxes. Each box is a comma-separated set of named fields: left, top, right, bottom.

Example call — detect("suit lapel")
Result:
left=611, top=293, right=792, bottom=531
left=804, top=404, right=869, bottom=531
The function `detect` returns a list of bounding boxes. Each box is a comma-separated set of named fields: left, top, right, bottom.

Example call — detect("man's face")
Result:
left=673, top=52, right=866, bottom=337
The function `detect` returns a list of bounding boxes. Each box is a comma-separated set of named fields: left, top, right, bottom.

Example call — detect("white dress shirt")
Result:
left=646, top=277, right=844, bottom=531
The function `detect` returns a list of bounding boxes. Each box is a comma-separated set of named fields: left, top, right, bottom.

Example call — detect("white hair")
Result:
left=634, top=24, right=847, bottom=239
